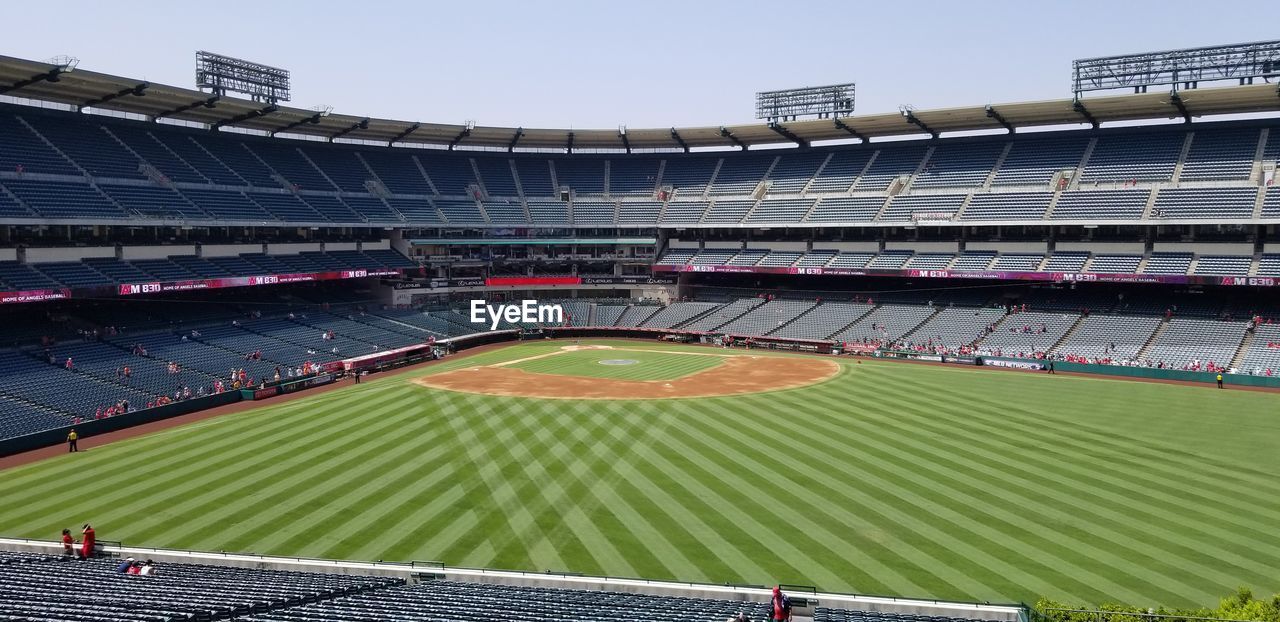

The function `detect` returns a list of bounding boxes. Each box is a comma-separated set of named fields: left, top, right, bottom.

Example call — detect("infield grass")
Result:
left=507, top=347, right=724, bottom=381
left=1, top=339, right=1278, bottom=608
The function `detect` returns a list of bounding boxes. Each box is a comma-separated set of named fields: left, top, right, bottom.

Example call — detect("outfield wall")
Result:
left=0, top=537, right=1028, bottom=622
left=0, top=391, right=241, bottom=458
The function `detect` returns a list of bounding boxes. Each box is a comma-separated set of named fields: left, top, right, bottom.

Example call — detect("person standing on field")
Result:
left=67, top=429, right=78, bottom=452
left=1217, top=373, right=1224, bottom=389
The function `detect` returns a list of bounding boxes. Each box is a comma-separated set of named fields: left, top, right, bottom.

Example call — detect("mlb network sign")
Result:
left=470, top=299, right=564, bottom=330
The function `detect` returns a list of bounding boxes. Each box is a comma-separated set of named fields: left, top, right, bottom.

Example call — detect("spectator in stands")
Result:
left=769, top=586, right=792, bottom=622
left=61, top=529, right=74, bottom=556
left=64, top=357, right=74, bottom=370
left=79, top=524, right=95, bottom=560
left=127, top=560, right=143, bottom=575
left=140, top=559, right=157, bottom=576
left=728, top=612, right=751, bottom=622
left=116, top=557, right=134, bottom=573
left=66, top=429, right=78, bottom=453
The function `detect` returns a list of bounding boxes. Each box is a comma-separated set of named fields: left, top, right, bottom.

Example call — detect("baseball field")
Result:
left=1, top=338, right=1277, bottom=608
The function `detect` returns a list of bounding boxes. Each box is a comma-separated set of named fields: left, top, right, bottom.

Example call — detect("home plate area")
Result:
left=414, top=345, right=839, bottom=400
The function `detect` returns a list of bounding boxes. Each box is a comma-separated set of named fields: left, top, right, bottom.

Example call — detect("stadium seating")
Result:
left=1142, top=253, right=1193, bottom=275
left=661, top=200, right=709, bottom=224
left=912, top=141, right=1004, bottom=188
left=2, top=179, right=129, bottom=219
left=702, top=199, right=757, bottom=224
left=949, top=252, right=996, bottom=271
left=833, top=304, right=936, bottom=342
left=709, top=153, right=773, bottom=196
left=639, top=301, right=721, bottom=328
left=716, top=299, right=816, bottom=335
left=1257, top=254, right=1280, bottom=277
left=902, top=306, right=998, bottom=345
left=767, top=151, right=827, bottom=193
left=654, top=248, right=696, bottom=265
left=878, top=194, right=964, bottom=222
left=1142, top=318, right=1246, bottom=369
left=680, top=298, right=765, bottom=332
left=867, top=250, right=913, bottom=269
left=1051, top=190, right=1149, bottom=220
left=607, top=158, right=661, bottom=195
left=1040, top=252, right=1090, bottom=272
left=854, top=146, right=927, bottom=190
left=1151, top=188, right=1256, bottom=219
left=474, top=156, right=519, bottom=196
left=0, top=112, right=82, bottom=176
left=0, top=105, right=1274, bottom=235
left=661, top=155, right=719, bottom=198
left=1052, top=314, right=1162, bottom=361
left=1194, top=255, right=1252, bottom=276
left=825, top=252, right=876, bottom=269
left=990, top=138, right=1088, bottom=187
left=0, top=555, right=400, bottom=622
left=806, top=197, right=885, bottom=222
left=1079, top=132, right=1183, bottom=183
left=1237, top=324, right=1280, bottom=374
left=905, top=253, right=955, bottom=270
left=1087, top=254, right=1142, bottom=274
left=747, top=197, right=815, bottom=224
left=978, top=311, right=1079, bottom=356
left=613, top=304, right=661, bottom=327
left=809, top=150, right=873, bottom=193
left=22, top=114, right=146, bottom=180
left=1179, top=128, right=1259, bottom=181
left=689, top=249, right=737, bottom=266
left=770, top=301, right=873, bottom=340
left=989, top=254, right=1044, bottom=271
left=240, top=579, right=773, bottom=622
left=960, top=192, right=1052, bottom=220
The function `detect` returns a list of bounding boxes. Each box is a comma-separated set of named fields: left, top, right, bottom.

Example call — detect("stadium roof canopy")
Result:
left=3, top=54, right=1280, bottom=151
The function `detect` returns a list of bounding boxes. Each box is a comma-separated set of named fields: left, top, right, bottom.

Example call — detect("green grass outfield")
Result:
left=2, top=339, right=1278, bottom=608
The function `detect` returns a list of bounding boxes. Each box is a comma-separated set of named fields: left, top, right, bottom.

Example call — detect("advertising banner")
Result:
left=118, top=268, right=402, bottom=296
left=652, top=264, right=1277, bottom=287
left=0, top=288, right=71, bottom=304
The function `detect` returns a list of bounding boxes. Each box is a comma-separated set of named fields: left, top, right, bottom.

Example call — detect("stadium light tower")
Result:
left=195, top=51, right=291, bottom=103
left=1072, top=39, right=1280, bottom=98
left=756, top=83, right=855, bottom=122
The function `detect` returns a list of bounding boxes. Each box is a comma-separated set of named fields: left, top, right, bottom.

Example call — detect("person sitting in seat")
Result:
left=116, top=557, right=134, bottom=573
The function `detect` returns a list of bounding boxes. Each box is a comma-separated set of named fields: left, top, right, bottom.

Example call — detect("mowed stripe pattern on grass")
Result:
left=509, top=349, right=724, bottom=381
left=0, top=341, right=1278, bottom=608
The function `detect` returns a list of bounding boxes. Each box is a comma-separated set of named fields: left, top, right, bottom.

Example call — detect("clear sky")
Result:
left=1, top=1, right=1271, bottom=129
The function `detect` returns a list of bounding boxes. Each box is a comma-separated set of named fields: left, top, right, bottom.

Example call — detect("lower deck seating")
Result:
left=0, top=555, right=399, bottom=622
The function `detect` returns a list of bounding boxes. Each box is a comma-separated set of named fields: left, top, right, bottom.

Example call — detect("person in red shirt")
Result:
left=61, top=529, right=74, bottom=556
left=770, top=586, right=792, bottom=622
left=79, top=524, right=95, bottom=559
left=126, top=561, right=142, bottom=575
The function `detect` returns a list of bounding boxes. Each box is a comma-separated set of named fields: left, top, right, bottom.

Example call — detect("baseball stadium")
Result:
left=2, top=11, right=1280, bottom=622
